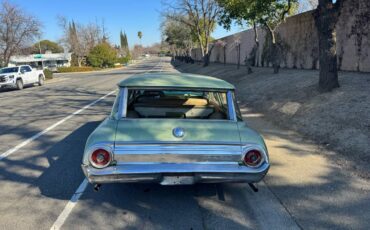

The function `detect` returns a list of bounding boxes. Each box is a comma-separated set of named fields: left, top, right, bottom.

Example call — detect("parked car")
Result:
left=0, top=65, right=45, bottom=90
left=82, top=73, right=269, bottom=189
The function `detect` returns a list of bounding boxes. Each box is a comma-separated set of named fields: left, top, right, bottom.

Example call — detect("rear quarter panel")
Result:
left=237, top=121, right=268, bottom=153
left=83, top=118, right=118, bottom=164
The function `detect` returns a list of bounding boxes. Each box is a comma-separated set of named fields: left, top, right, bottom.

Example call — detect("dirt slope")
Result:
left=176, top=62, right=370, bottom=178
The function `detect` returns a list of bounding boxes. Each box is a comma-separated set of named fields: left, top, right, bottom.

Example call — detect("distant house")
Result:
left=8, top=51, right=72, bottom=71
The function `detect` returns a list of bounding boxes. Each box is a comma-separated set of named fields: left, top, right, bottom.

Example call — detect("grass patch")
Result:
left=57, top=66, right=101, bottom=73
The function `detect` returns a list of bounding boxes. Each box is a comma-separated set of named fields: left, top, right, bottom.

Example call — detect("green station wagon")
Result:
left=82, top=73, right=269, bottom=190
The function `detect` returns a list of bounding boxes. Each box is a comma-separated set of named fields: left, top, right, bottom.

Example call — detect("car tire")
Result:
left=38, top=75, right=44, bottom=86
left=16, top=79, right=23, bottom=90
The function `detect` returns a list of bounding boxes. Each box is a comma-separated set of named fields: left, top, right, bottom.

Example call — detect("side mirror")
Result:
left=20, top=70, right=25, bottom=74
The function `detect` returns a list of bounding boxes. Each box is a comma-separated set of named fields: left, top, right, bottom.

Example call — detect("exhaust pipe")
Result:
left=93, top=184, right=101, bottom=192
left=248, top=183, right=258, bottom=192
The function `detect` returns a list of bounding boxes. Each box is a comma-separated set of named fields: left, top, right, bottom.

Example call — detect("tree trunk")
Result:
left=204, top=54, right=210, bottom=67
left=3, top=49, right=10, bottom=67
left=78, top=57, right=83, bottom=67
left=237, top=44, right=241, bottom=69
left=317, top=20, right=339, bottom=91
left=223, top=46, right=226, bottom=65
left=246, top=59, right=253, bottom=74
left=253, top=22, right=260, bottom=67
left=265, top=24, right=280, bottom=74
left=272, top=43, right=280, bottom=74
left=203, top=45, right=213, bottom=67
left=3, top=55, right=9, bottom=67
left=314, top=0, right=342, bottom=92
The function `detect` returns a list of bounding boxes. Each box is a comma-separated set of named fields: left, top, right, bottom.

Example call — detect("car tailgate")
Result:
left=113, top=119, right=242, bottom=164
left=114, top=119, right=241, bottom=144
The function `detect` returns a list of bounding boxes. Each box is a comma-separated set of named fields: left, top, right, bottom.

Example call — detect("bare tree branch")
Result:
left=0, top=1, right=42, bottom=66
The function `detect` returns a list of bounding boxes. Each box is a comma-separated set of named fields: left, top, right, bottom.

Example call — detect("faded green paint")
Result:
left=118, top=73, right=235, bottom=90
left=237, top=122, right=268, bottom=152
left=115, top=119, right=240, bottom=143
left=83, top=118, right=117, bottom=164
left=84, top=119, right=268, bottom=163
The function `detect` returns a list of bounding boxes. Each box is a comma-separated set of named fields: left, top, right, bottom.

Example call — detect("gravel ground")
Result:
left=176, top=62, right=370, bottom=178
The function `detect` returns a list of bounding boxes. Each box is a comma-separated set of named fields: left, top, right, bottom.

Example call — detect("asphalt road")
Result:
left=0, top=57, right=299, bottom=230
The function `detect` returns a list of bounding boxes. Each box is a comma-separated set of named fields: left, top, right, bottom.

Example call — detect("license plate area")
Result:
left=160, top=174, right=195, bottom=185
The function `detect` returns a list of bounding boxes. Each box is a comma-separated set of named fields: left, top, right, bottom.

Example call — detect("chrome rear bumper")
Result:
left=81, top=162, right=269, bottom=185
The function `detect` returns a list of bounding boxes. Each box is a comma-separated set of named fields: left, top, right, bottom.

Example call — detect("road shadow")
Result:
left=0, top=87, right=113, bottom=137
left=0, top=118, right=257, bottom=229
left=0, top=121, right=101, bottom=200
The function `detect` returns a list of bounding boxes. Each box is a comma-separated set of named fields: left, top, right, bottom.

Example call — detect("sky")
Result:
left=10, top=0, right=244, bottom=48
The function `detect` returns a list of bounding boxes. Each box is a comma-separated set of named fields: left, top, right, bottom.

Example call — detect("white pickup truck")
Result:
left=0, top=65, right=45, bottom=90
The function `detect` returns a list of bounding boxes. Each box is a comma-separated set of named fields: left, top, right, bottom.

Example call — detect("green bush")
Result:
left=57, top=66, right=100, bottom=73
left=117, top=54, right=131, bottom=65
left=87, top=42, right=117, bottom=68
left=43, top=69, right=53, bottom=79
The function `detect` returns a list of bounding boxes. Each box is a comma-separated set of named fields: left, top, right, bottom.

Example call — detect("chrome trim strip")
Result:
left=120, top=87, right=128, bottom=118
left=114, top=141, right=242, bottom=145
left=123, top=86, right=232, bottom=92
left=117, top=88, right=125, bottom=119
left=227, top=90, right=237, bottom=121
left=84, top=162, right=269, bottom=175
left=115, top=162, right=238, bottom=165
left=120, top=117, right=237, bottom=123
left=113, top=144, right=243, bottom=163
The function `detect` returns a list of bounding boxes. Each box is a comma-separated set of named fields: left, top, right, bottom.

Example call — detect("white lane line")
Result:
left=49, top=59, right=163, bottom=230
left=50, top=179, right=88, bottom=230
left=0, top=90, right=116, bottom=161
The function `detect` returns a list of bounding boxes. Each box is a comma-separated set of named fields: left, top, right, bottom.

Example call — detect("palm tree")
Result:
left=137, top=31, right=143, bottom=45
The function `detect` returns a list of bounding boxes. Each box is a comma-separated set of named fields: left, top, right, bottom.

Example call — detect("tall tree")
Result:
left=217, top=0, right=261, bottom=67
left=120, top=31, right=130, bottom=56
left=217, top=0, right=298, bottom=73
left=124, top=32, right=130, bottom=56
left=58, top=16, right=107, bottom=66
left=120, top=31, right=125, bottom=49
left=314, top=0, right=344, bottom=92
left=164, top=0, right=220, bottom=66
left=0, top=1, right=41, bottom=66
left=137, top=31, right=143, bottom=45
left=162, top=16, right=194, bottom=57
left=30, top=40, right=64, bottom=54
left=87, top=42, right=117, bottom=68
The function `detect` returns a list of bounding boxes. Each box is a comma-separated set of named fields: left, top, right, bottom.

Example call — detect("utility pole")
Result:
left=38, top=39, right=44, bottom=70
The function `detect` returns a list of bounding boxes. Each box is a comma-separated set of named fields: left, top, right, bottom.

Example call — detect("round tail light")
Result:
left=243, top=150, right=263, bottom=167
left=90, top=149, right=111, bottom=168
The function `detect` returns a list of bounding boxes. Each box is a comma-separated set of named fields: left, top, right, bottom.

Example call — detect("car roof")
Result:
left=118, top=73, right=235, bottom=90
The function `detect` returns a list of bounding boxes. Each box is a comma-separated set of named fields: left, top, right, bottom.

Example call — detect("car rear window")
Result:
left=125, top=89, right=229, bottom=120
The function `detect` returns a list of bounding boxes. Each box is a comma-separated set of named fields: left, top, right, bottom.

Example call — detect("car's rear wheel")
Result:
left=38, top=75, right=44, bottom=86
left=16, top=79, right=23, bottom=90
